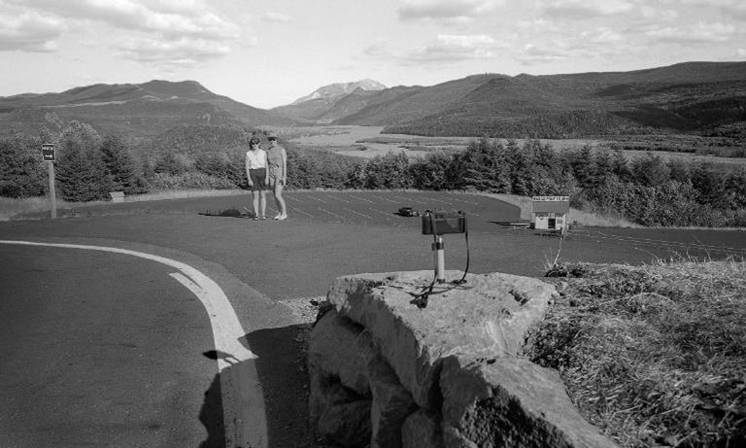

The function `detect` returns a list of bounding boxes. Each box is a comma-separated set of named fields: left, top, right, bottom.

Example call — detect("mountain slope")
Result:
left=0, top=80, right=294, bottom=138
left=271, top=79, right=387, bottom=122
left=360, top=61, right=746, bottom=138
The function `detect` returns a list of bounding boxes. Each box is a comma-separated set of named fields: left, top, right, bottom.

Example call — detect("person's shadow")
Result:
left=198, top=324, right=313, bottom=448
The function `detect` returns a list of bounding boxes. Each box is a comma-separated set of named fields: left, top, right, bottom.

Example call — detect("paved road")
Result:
left=0, top=244, right=219, bottom=447
left=2, top=191, right=744, bottom=447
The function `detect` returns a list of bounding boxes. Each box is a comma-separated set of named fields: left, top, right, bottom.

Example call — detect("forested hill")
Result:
left=272, top=61, right=746, bottom=139
left=0, top=80, right=294, bottom=138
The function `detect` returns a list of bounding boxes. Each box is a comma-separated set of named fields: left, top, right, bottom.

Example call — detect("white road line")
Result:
left=370, top=194, right=400, bottom=203
left=317, top=207, right=345, bottom=219
left=286, top=195, right=304, bottom=203
left=371, top=208, right=402, bottom=219
left=289, top=205, right=315, bottom=218
left=0, top=240, right=267, bottom=448
left=392, top=194, right=427, bottom=204
left=324, top=194, right=351, bottom=203
left=343, top=207, right=372, bottom=219
left=349, top=194, right=374, bottom=203
left=306, top=195, right=329, bottom=204
left=447, top=194, right=480, bottom=205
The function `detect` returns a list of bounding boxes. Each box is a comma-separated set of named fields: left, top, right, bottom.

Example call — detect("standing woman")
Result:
left=266, top=132, right=288, bottom=220
left=245, top=135, right=268, bottom=220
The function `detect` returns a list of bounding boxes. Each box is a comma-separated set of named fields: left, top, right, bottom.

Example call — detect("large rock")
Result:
left=317, top=398, right=372, bottom=448
left=326, top=271, right=556, bottom=409
left=440, top=355, right=618, bottom=448
left=359, top=331, right=418, bottom=448
left=402, top=409, right=444, bottom=448
left=308, top=309, right=370, bottom=396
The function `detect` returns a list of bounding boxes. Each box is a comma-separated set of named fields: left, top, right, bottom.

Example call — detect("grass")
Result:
left=528, top=258, right=746, bottom=447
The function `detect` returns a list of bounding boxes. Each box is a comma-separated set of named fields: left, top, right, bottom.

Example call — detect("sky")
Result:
left=1, top=0, right=745, bottom=109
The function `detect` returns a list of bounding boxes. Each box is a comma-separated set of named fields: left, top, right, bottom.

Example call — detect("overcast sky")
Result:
left=1, top=0, right=745, bottom=109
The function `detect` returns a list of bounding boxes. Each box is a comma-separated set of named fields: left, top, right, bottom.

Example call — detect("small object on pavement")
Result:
left=397, top=206, right=421, bottom=217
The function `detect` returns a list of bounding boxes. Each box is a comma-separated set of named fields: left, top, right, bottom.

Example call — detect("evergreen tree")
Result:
left=100, top=134, right=142, bottom=194
left=723, top=167, right=746, bottom=210
left=409, top=152, right=453, bottom=190
left=630, top=153, right=671, bottom=187
left=0, top=133, right=47, bottom=198
left=55, top=121, right=112, bottom=202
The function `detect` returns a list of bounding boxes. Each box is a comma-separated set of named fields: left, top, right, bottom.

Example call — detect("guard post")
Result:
left=42, top=143, right=57, bottom=219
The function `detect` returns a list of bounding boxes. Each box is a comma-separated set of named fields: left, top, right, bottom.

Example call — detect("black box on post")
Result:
left=421, top=210, right=467, bottom=235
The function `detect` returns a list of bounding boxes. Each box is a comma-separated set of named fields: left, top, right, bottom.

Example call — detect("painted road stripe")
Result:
left=349, top=194, right=374, bottom=203
left=324, top=193, right=351, bottom=203
left=289, top=205, right=315, bottom=218
left=317, top=207, right=345, bottom=219
left=342, top=208, right=372, bottom=219
left=286, top=195, right=304, bottom=203
left=371, top=208, right=403, bottom=219
left=392, top=194, right=427, bottom=204
left=370, top=194, right=400, bottom=203
left=0, top=240, right=267, bottom=448
left=305, top=195, right=329, bottom=204
left=447, top=194, right=480, bottom=205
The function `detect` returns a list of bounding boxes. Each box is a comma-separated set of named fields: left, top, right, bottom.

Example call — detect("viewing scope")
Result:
left=421, top=210, right=467, bottom=235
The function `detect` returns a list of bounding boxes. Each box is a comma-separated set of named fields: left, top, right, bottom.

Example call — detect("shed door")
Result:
left=548, top=218, right=556, bottom=229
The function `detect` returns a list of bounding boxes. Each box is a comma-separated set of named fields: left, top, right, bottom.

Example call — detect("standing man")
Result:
left=245, top=135, right=268, bottom=220
left=266, top=132, right=288, bottom=220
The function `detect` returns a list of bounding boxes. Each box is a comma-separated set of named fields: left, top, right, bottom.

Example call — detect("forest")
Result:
left=2, top=121, right=745, bottom=228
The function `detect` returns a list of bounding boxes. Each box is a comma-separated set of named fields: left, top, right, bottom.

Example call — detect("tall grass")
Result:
left=530, top=258, right=746, bottom=447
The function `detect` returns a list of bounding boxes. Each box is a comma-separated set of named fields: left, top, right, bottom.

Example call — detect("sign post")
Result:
left=42, top=144, right=57, bottom=219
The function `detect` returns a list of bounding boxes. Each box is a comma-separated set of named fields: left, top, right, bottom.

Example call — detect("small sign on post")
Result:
left=42, top=143, right=55, bottom=161
left=42, top=143, right=57, bottom=219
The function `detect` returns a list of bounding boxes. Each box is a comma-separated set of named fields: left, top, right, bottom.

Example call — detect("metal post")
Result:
left=48, top=160, right=57, bottom=219
left=432, top=236, right=445, bottom=283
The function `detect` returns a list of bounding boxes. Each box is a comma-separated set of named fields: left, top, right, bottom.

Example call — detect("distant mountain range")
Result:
left=275, top=61, right=746, bottom=138
left=0, top=80, right=293, bottom=138
left=1, top=61, right=745, bottom=141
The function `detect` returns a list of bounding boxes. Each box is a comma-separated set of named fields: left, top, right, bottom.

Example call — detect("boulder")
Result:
left=402, top=409, right=445, bottom=448
left=440, top=355, right=618, bottom=448
left=308, top=309, right=370, bottom=396
left=326, top=271, right=557, bottom=409
left=359, top=331, right=418, bottom=448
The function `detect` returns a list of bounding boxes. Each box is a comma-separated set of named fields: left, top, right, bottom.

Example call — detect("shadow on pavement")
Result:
left=199, top=368, right=225, bottom=448
left=242, top=325, right=313, bottom=448
left=197, top=324, right=313, bottom=448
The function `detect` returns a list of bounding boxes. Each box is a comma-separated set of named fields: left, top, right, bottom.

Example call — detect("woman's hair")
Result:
left=249, top=137, right=261, bottom=146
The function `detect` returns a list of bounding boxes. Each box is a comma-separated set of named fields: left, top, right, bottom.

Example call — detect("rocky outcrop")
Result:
left=308, top=270, right=618, bottom=448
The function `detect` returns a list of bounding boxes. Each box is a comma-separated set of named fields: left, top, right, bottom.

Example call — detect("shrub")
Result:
left=147, top=172, right=236, bottom=190
left=0, top=133, right=47, bottom=198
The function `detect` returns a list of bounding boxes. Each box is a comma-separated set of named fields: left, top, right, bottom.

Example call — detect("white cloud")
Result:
left=516, top=27, right=640, bottom=66
left=3, top=0, right=239, bottom=64
left=542, top=0, right=636, bottom=20
left=681, top=0, right=746, bottom=20
left=115, top=36, right=232, bottom=67
left=0, top=11, right=64, bottom=52
left=646, top=22, right=736, bottom=43
left=366, top=34, right=502, bottom=65
left=399, top=0, right=502, bottom=22
left=264, top=11, right=294, bottom=23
